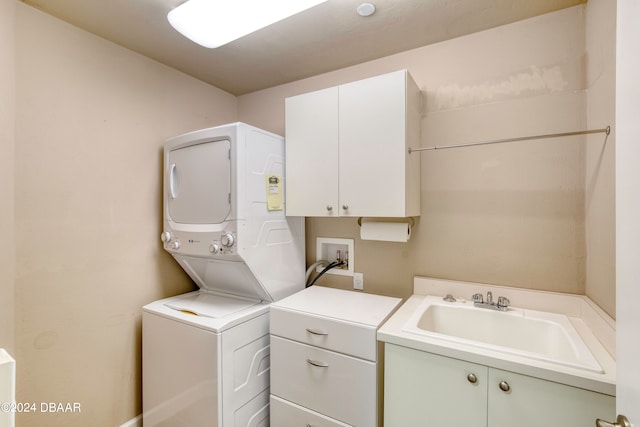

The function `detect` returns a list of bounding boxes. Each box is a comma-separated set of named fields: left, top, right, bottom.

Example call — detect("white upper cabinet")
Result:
left=285, top=85, right=340, bottom=217
left=285, top=70, right=421, bottom=217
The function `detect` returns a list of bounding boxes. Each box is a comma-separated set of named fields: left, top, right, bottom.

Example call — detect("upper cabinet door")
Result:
left=339, top=70, right=412, bottom=217
left=285, top=86, right=339, bottom=217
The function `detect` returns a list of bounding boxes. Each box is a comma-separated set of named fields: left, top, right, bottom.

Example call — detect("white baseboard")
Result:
left=120, top=414, right=142, bottom=427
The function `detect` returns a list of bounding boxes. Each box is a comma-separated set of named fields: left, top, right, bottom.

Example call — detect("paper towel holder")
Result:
left=358, top=217, right=415, bottom=242
left=357, top=217, right=415, bottom=228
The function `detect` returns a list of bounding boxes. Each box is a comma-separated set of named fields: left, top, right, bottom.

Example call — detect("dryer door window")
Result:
left=167, top=139, right=231, bottom=224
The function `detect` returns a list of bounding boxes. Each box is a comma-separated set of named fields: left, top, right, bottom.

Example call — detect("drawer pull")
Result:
left=306, top=358, right=329, bottom=368
left=305, top=328, right=328, bottom=336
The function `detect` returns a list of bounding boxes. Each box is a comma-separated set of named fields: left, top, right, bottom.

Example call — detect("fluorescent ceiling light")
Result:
left=168, top=0, right=328, bottom=48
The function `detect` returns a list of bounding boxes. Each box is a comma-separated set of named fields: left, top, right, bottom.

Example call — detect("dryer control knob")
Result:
left=209, top=243, right=220, bottom=254
left=220, top=233, right=235, bottom=248
left=170, top=240, right=181, bottom=250
left=161, top=231, right=172, bottom=243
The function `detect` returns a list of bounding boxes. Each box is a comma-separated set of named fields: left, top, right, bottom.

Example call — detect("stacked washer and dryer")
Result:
left=142, top=123, right=305, bottom=427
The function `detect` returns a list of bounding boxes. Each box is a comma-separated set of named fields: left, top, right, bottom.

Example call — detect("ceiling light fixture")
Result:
left=356, top=3, right=376, bottom=17
left=168, top=0, right=328, bottom=48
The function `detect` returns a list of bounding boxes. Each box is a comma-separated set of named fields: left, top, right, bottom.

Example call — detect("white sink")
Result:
left=402, top=296, right=603, bottom=373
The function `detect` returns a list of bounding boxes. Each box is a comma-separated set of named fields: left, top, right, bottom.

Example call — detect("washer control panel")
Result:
left=161, top=229, right=237, bottom=257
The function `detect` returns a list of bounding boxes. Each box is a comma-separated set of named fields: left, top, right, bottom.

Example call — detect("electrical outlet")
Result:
left=353, top=272, right=364, bottom=290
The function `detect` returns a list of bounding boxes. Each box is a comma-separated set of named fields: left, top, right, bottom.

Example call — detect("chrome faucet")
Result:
left=472, top=292, right=510, bottom=311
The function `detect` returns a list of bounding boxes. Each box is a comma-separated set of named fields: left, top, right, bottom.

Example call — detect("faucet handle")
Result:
left=486, top=291, right=493, bottom=304
left=472, top=293, right=484, bottom=304
left=497, top=296, right=510, bottom=310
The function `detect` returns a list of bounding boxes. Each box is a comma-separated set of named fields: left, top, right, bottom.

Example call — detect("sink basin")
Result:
left=402, top=296, right=603, bottom=373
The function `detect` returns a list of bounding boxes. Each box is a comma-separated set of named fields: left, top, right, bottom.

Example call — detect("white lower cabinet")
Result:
left=384, top=343, right=615, bottom=427
left=271, top=336, right=376, bottom=426
left=270, top=396, right=351, bottom=427
left=269, top=286, right=402, bottom=427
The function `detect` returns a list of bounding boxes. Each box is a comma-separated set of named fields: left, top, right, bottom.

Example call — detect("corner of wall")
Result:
left=584, top=0, right=617, bottom=319
left=0, top=0, right=16, bottom=354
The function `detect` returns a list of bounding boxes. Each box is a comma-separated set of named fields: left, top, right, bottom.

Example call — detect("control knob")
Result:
left=220, top=233, right=235, bottom=248
left=209, top=242, right=220, bottom=254
left=170, top=240, right=181, bottom=250
left=160, top=231, right=172, bottom=243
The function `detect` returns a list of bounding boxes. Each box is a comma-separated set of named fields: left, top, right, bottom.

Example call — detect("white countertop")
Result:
left=272, top=285, right=402, bottom=328
left=377, top=277, right=616, bottom=396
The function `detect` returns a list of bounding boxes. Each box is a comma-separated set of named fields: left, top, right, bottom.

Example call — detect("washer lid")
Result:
left=164, top=292, right=259, bottom=318
left=175, top=255, right=273, bottom=302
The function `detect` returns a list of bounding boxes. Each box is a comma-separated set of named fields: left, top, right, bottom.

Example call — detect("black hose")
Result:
left=306, top=260, right=345, bottom=288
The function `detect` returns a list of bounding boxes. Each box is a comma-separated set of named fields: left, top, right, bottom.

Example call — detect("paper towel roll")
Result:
left=360, top=221, right=411, bottom=242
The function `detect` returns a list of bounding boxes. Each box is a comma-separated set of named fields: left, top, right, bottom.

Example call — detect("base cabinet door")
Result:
left=384, top=344, right=487, bottom=427
left=487, top=368, right=615, bottom=427
left=383, top=344, right=616, bottom=427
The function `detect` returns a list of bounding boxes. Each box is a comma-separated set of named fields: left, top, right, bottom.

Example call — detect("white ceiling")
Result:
left=21, top=0, right=585, bottom=96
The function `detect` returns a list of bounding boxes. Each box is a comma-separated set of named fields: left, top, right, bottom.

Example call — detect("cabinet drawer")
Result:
left=270, top=306, right=377, bottom=361
left=270, top=395, right=351, bottom=427
left=270, top=336, right=376, bottom=426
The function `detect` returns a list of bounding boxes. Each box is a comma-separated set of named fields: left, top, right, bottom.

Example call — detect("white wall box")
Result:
left=0, top=349, right=15, bottom=427
left=285, top=69, right=421, bottom=218
left=270, top=286, right=401, bottom=426
left=383, top=344, right=615, bottom=427
left=316, top=237, right=354, bottom=276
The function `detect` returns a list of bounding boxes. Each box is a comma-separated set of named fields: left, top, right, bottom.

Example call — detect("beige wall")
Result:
left=14, top=4, right=236, bottom=426
left=585, top=0, right=616, bottom=317
left=6, top=2, right=617, bottom=426
left=239, top=4, right=615, bottom=316
left=0, top=0, right=16, bottom=355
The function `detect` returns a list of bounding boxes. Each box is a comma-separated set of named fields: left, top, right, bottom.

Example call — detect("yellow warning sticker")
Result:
left=266, top=175, right=283, bottom=211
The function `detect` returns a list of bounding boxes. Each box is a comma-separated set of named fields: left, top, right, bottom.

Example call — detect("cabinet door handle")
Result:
left=467, top=373, right=478, bottom=384
left=498, top=381, right=511, bottom=392
left=596, top=415, right=632, bottom=427
left=306, top=328, right=328, bottom=336
left=306, top=358, right=329, bottom=368
left=326, top=205, right=333, bottom=211
left=342, top=204, right=349, bottom=210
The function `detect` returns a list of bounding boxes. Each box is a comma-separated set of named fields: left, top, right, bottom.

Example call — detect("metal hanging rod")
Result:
left=408, top=126, right=611, bottom=154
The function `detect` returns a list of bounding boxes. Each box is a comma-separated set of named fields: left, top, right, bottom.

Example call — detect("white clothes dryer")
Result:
left=143, top=123, right=304, bottom=427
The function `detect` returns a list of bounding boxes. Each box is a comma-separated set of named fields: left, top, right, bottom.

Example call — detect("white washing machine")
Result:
left=143, top=123, right=305, bottom=427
